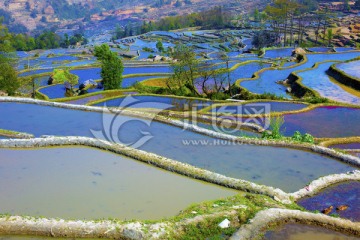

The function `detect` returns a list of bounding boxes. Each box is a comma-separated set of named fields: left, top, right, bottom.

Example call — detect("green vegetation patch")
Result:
left=168, top=193, right=303, bottom=239
left=0, top=129, right=34, bottom=139
left=51, top=69, right=78, bottom=85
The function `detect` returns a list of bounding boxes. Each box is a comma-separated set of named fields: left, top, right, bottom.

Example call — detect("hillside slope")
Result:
left=0, top=0, right=263, bottom=32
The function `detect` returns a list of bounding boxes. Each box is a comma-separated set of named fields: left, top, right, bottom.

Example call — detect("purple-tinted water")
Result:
left=264, top=223, right=359, bottom=240
left=211, top=102, right=307, bottom=114
left=93, top=95, right=213, bottom=111
left=297, top=181, right=360, bottom=221
left=330, top=143, right=360, bottom=150
left=282, top=106, right=360, bottom=138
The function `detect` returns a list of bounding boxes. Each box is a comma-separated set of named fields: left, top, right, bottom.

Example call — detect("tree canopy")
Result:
left=0, top=20, right=19, bottom=95
left=94, top=44, right=124, bottom=90
left=167, top=44, right=200, bottom=96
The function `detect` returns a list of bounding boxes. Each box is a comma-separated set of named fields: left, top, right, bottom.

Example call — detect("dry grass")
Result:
left=142, top=77, right=168, bottom=87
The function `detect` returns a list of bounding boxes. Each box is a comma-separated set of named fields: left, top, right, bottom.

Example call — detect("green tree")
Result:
left=298, top=0, right=318, bottom=11
left=156, top=40, right=164, bottom=52
left=112, top=24, right=125, bottom=40
left=313, top=8, right=333, bottom=45
left=265, top=0, right=300, bottom=46
left=94, top=44, right=124, bottom=90
left=215, top=52, right=232, bottom=95
left=327, top=28, right=333, bottom=46
left=252, top=30, right=280, bottom=49
left=196, top=61, right=229, bottom=99
left=254, top=8, right=260, bottom=22
left=167, top=45, right=200, bottom=96
left=69, top=33, right=87, bottom=45
left=0, top=19, right=19, bottom=95
left=0, top=62, right=19, bottom=95
left=344, top=0, right=351, bottom=11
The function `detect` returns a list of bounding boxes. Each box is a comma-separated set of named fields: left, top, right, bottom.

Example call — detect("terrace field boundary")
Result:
left=1, top=98, right=360, bottom=195
left=1, top=97, right=360, bottom=165
left=87, top=93, right=226, bottom=107
left=235, top=50, right=360, bottom=98
left=328, top=60, right=360, bottom=91
left=230, top=208, right=360, bottom=240
left=0, top=137, right=359, bottom=202
left=287, top=60, right=341, bottom=99
left=0, top=136, right=291, bottom=203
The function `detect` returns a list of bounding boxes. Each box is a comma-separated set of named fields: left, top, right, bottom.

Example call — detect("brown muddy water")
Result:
left=0, top=147, right=237, bottom=220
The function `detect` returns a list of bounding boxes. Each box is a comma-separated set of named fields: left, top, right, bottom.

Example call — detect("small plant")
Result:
left=142, top=47, right=154, bottom=52
left=305, top=96, right=329, bottom=104
left=269, top=116, right=285, bottom=139
left=292, top=131, right=302, bottom=141
left=262, top=131, right=271, bottom=139
left=302, top=133, right=314, bottom=143
left=51, top=68, right=78, bottom=85
left=291, top=131, right=314, bottom=143
left=262, top=116, right=285, bottom=140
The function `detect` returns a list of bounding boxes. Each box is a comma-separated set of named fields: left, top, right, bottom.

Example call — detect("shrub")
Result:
left=292, top=131, right=302, bottom=141
left=262, top=131, right=271, bottom=139
left=142, top=47, right=153, bottom=52
left=291, top=131, right=314, bottom=143
left=302, top=133, right=314, bottom=143
left=0, top=63, right=19, bottom=96
left=52, top=69, right=78, bottom=85
left=94, top=44, right=124, bottom=90
left=231, top=88, right=285, bottom=101
left=305, top=96, right=329, bottom=104
left=262, top=116, right=285, bottom=140
left=269, top=116, right=285, bottom=139
left=209, top=92, right=229, bottom=100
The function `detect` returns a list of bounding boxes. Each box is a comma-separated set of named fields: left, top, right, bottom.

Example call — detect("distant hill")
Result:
left=0, top=0, right=262, bottom=33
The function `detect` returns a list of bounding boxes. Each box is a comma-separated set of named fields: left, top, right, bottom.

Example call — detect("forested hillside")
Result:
left=0, top=0, right=262, bottom=33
